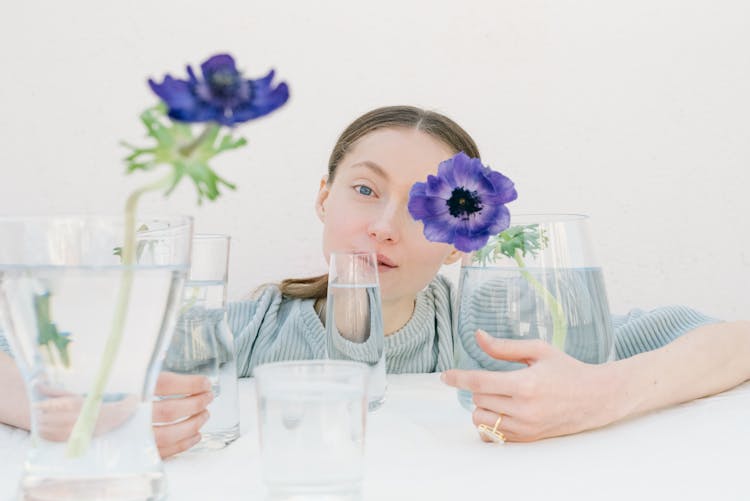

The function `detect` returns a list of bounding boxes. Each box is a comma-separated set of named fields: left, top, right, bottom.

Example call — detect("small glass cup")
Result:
left=254, top=360, right=369, bottom=500
left=162, top=234, right=240, bottom=450
left=325, top=251, right=386, bottom=411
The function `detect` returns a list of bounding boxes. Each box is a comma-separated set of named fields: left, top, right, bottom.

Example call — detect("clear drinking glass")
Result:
left=254, top=360, right=369, bottom=501
left=0, top=215, right=192, bottom=501
left=162, top=234, right=239, bottom=450
left=325, top=251, right=386, bottom=411
left=454, top=214, right=615, bottom=410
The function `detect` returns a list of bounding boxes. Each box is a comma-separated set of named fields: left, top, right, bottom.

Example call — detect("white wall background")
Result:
left=0, top=1, right=747, bottom=319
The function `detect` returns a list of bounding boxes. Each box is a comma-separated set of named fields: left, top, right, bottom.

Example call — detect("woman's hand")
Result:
left=1, top=351, right=213, bottom=458
left=31, top=371, right=213, bottom=458
left=441, top=330, right=620, bottom=442
left=152, top=372, right=213, bottom=458
left=444, top=322, right=750, bottom=443
left=35, top=389, right=139, bottom=441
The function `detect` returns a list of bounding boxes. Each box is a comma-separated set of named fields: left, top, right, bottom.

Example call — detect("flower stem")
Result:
left=512, top=249, right=568, bottom=350
left=179, top=286, right=201, bottom=315
left=178, top=125, right=218, bottom=157
left=65, top=172, right=175, bottom=457
left=43, top=343, right=55, bottom=367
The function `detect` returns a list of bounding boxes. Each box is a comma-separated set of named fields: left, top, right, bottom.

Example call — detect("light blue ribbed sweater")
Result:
left=225, top=275, right=717, bottom=377
left=0, top=275, right=718, bottom=377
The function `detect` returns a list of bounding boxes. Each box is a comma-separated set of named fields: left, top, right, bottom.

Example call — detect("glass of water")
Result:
left=254, top=360, right=369, bottom=500
left=325, top=251, right=386, bottom=411
left=454, top=214, right=615, bottom=410
left=0, top=215, right=192, bottom=500
left=162, top=234, right=240, bottom=449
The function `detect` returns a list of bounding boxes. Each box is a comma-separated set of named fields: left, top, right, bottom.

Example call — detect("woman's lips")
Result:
left=377, top=254, right=397, bottom=271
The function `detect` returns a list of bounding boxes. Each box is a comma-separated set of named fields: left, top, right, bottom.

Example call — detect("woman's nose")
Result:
left=367, top=206, right=403, bottom=243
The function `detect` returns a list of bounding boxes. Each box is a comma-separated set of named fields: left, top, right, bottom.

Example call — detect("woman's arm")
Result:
left=441, top=321, right=750, bottom=442
left=611, top=320, right=750, bottom=419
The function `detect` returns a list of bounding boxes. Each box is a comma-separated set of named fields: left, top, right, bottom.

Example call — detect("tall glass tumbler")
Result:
left=325, top=251, right=386, bottom=411
left=454, top=214, right=615, bottom=410
left=162, top=234, right=240, bottom=449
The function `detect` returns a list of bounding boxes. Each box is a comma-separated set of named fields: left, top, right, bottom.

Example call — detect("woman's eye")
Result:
left=355, top=185, right=373, bottom=196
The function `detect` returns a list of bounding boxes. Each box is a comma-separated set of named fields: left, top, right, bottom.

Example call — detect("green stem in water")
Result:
left=43, top=343, right=56, bottom=367
left=65, top=172, right=175, bottom=457
left=512, top=249, right=568, bottom=350
left=178, top=286, right=201, bottom=316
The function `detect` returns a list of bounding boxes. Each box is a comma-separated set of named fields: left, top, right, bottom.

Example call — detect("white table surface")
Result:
left=2, top=374, right=749, bottom=500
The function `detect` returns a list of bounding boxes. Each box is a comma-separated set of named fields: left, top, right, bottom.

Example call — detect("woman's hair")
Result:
left=279, top=105, right=480, bottom=301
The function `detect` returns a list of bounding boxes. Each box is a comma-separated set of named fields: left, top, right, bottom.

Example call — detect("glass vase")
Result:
left=0, top=215, right=192, bottom=500
left=454, top=214, right=614, bottom=410
left=162, top=234, right=239, bottom=450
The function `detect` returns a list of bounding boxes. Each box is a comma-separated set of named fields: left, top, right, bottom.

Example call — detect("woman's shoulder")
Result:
left=228, top=284, right=279, bottom=317
left=227, top=284, right=314, bottom=329
left=423, top=274, right=456, bottom=300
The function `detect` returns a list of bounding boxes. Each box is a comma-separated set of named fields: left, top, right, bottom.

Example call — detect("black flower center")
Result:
left=447, top=187, right=482, bottom=219
left=208, top=69, right=242, bottom=100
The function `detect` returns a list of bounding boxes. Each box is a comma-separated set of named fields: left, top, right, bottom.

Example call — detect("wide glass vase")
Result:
left=0, top=215, right=192, bottom=500
left=454, top=214, right=614, bottom=410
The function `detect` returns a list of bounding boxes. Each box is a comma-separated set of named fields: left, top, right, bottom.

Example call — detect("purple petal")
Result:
left=472, top=169, right=499, bottom=198
left=483, top=171, right=518, bottom=205
left=453, top=232, right=491, bottom=252
left=460, top=203, right=511, bottom=238
left=148, top=76, right=195, bottom=110
left=425, top=174, right=452, bottom=198
left=438, top=152, right=473, bottom=189
left=200, top=54, right=238, bottom=80
left=409, top=182, right=427, bottom=198
left=455, top=155, right=490, bottom=192
left=422, top=215, right=457, bottom=244
left=169, top=103, right=223, bottom=123
left=485, top=204, right=511, bottom=235
left=186, top=65, right=199, bottom=85
left=231, top=80, right=290, bottom=123
left=464, top=203, right=500, bottom=233
left=408, top=194, right=449, bottom=220
left=436, top=154, right=459, bottom=187
left=254, top=68, right=276, bottom=88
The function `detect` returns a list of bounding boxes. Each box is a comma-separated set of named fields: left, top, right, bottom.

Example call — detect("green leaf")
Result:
left=125, top=161, right=156, bottom=173
left=471, top=224, right=548, bottom=266
left=122, top=104, right=246, bottom=204
left=34, top=293, right=72, bottom=368
left=140, top=109, right=171, bottom=145
left=163, top=170, right=185, bottom=197
left=217, top=134, right=248, bottom=152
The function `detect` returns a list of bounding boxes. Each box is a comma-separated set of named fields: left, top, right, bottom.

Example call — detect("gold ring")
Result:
left=492, top=414, right=502, bottom=433
left=477, top=413, right=506, bottom=443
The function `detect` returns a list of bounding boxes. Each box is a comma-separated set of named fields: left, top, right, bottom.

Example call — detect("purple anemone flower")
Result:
left=148, top=53, right=289, bottom=126
left=408, top=152, right=518, bottom=252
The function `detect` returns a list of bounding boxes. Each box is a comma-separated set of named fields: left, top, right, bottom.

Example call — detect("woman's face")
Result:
left=316, top=127, right=462, bottom=305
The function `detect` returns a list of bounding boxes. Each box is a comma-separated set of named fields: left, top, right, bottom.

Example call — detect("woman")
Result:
left=1, top=105, right=748, bottom=456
